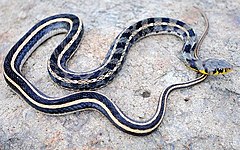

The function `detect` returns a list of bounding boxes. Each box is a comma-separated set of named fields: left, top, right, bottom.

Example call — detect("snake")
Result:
left=3, top=10, right=232, bottom=135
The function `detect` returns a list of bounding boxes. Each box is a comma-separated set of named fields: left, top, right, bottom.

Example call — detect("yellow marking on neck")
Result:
left=198, top=70, right=209, bottom=75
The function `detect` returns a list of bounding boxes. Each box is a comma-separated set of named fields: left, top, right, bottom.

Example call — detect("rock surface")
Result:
left=0, top=0, right=239, bottom=149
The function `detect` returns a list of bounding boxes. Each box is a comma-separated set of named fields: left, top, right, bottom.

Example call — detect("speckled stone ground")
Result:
left=0, top=0, right=239, bottom=149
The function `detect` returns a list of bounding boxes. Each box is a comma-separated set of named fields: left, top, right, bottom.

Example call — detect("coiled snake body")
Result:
left=3, top=11, right=232, bottom=135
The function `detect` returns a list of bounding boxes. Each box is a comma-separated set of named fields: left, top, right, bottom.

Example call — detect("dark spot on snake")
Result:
left=176, top=20, right=185, bottom=27
left=141, top=91, right=151, bottom=98
left=184, top=98, right=190, bottom=102
left=202, top=62, right=206, bottom=68
left=191, top=43, right=196, bottom=51
left=183, top=32, right=187, bottom=37
left=218, top=68, right=223, bottom=73
left=116, top=42, right=125, bottom=49
left=147, top=18, right=155, bottom=24
left=138, top=30, right=143, bottom=36
left=106, top=63, right=116, bottom=70
left=184, top=44, right=191, bottom=53
left=113, top=53, right=122, bottom=60
left=121, top=32, right=131, bottom=38
left=173, top=26, right=179, bottom=31
left=161, top=25, right=167, bottom=31
left=188, top=29, right=195, bottom=37
left=128, top=25, right=133, bottom=30
left=136, top=21, right=142, bottom=29
left=148, top=26, right=154, bottom=32
left=129, top=37, right=136, bottom=44
left=204, top=68, right=208, bottom=73
left=162, top=18, right=170, bottom=23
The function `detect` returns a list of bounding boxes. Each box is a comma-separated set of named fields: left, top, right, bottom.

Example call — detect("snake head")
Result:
left=199, top=58, right=233, bottom=75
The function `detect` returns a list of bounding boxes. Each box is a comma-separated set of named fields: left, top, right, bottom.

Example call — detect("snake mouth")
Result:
left=198, top=67, right=233, bottom=76
left=213, top=68, right=233, bottom=75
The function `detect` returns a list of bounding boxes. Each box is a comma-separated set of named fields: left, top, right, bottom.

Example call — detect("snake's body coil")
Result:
left=3, top=13, right=232, bottom=135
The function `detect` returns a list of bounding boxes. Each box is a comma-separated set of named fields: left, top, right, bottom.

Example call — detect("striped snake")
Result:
left=3, top=10, right=232, bottom=135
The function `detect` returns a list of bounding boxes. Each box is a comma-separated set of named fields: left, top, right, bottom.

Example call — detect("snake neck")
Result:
left=178, top=52, right=204, bottom=73
left=185, top=58, right=206, bottom=73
